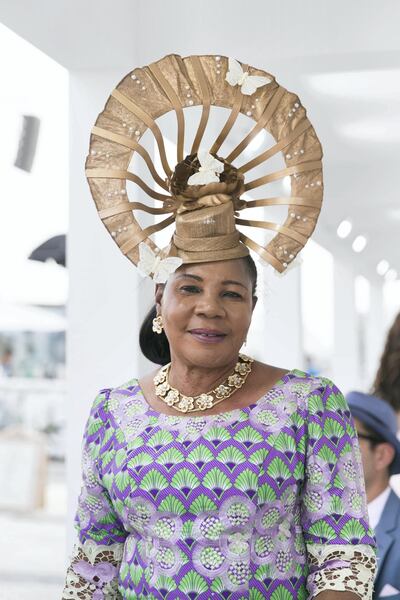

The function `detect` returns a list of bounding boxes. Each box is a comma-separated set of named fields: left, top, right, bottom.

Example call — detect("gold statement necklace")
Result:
left=153, top=354, right=254, bottom=414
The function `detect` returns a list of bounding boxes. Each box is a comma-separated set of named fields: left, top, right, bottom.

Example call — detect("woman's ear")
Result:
left=376, top=443, right=395, bottom=472
left=252, top=296, right=258, bottom=312
left=155, top=284, right=165, bottom=314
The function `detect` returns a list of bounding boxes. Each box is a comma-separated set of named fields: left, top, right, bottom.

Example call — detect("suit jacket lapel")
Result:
left=374, top=490, right=400, bottom=586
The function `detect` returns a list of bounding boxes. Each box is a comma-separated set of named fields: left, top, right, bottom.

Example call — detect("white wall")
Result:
left=247, top=266, right=303, bottom=370
left=331, top=259, right=386, bottom=395
left=331, top=259, right=359, bottom=393
left=365, top=282, right=384, bottom=390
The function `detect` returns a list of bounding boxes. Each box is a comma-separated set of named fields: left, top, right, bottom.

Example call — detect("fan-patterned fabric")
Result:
left=62, top=371, right=376, bottom=599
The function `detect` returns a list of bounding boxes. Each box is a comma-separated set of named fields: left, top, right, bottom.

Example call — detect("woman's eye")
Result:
left=180, top=285, right=201, bottom=293
left=223, top=291, right=242, bottom=299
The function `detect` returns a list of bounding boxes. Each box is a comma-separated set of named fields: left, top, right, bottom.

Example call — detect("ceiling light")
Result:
left=341, top=117, right=400, bottom=143
left=376, top=260, right=390, bottom=276
left=337, top=220, right=352, bottom=239
left=385, top=268, right=398, bottom=282
left=387, top=207, right=400, bottom=220
left=307, top=70, right=400, bottom=101
left=352, top=235, right=367, bottom=253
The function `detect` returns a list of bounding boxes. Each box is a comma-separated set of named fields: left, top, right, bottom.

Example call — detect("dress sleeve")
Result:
left=62, top=389, right=127, bottom=599
left=300, top=379, right=377, bottom=599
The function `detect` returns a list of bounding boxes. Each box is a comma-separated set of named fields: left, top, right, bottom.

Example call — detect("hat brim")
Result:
left=85, top=54, right=323, bottom=277
left=351, top=406, right=400, bottom=475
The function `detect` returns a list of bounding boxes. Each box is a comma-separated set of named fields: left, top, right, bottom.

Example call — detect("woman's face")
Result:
left=156, top=259, right=256, bottom=369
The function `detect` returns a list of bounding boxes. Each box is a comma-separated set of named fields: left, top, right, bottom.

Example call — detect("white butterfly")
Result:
left=137, top=243, right=183, bottom=283
left=187, top=149, right=225, bottom=186
left=225, top=57, right=272, bottom=96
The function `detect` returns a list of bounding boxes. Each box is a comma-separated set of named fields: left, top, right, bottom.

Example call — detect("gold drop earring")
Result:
left=152, top=315, right=163, bottom=334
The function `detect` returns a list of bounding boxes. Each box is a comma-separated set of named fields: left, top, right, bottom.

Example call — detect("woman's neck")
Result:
left=167, top=356, right=239, bottom=397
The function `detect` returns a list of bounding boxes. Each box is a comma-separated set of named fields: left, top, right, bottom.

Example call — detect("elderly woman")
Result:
left=63, top=54, right=376, bottom=599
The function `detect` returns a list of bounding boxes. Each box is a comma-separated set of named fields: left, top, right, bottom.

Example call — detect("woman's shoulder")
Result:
left=288, top=368, right=341, bottom=390
left=285, top=368, right=345, bottom=402
left=88, top=377, right=143, bottom=418
left=256, top=361, right=342, bottom=396
left=280, top=369, right=350, bottom=424
left=111, top=376, right=140, bottom=392
left=255, top=365, right=346, bottom=418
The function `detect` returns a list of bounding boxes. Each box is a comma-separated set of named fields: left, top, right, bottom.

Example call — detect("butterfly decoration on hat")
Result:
left=86, top=53, right=323, bottom=283
left=187, top=150, right=225, bottom=186
left=225, top=57, right=272, bottom=96
left=137, top=243, right=183, bottom=284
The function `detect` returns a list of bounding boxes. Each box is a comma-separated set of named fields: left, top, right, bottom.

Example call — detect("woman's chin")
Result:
left=175, top=342, right=239, bottom=369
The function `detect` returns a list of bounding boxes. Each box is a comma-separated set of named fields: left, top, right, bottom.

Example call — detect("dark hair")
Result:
left=372, top=312, right=400, bottom=412
left=139, top=254, right=258, bottom=365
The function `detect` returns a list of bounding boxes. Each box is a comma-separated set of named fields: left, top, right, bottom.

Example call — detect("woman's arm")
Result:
left=301, top=380, right=377, bottom=599
left=63, top=541, right=123, bottom=599
left=62, top=390, right=127, bottom=599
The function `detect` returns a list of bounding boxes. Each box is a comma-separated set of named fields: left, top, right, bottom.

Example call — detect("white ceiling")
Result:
left=1, top=0, right=399, bottom=282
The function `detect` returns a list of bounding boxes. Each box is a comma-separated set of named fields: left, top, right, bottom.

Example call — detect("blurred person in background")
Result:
left=373, top=312, right=400, bottom=429
left=347, top=391, right=400, bottom=600
left=0, top=346, right=13, bottom=377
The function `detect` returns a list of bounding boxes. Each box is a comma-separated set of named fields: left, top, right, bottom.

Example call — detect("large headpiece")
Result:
left=86, top=54, right=323, bottom=281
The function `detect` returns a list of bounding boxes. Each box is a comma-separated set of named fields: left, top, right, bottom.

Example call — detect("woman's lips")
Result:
left=188, top=329, right=227, bottom=344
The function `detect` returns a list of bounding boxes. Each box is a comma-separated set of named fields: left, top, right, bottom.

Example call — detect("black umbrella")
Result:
left=29, top=235, right=66, bottom=267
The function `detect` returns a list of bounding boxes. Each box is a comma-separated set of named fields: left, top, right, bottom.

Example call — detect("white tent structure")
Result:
left=0, top=259, right=68, bottom=307
left=0, top=301, right=66, bottom=332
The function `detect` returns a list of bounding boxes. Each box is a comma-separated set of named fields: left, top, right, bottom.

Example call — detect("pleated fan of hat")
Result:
left=85, top=54, right=323, bottom=274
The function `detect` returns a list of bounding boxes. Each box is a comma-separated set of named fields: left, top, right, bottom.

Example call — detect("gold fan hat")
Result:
left=86, top=54, right=323, bottom=275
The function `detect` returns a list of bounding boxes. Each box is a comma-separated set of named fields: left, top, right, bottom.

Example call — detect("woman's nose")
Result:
left=194, top=294, right=225, bottom=318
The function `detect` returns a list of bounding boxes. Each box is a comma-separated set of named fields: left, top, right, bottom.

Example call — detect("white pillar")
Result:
left=332, top=260, right=359, bottom=394
left=365, top=281, right=384, bottom=390
left=247, top=266, right=303, bottom=370
left=66, top=69, right=154, bottom=553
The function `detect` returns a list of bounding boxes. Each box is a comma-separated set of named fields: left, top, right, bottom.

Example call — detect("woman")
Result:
left=63, top=54, right=376, bottom=598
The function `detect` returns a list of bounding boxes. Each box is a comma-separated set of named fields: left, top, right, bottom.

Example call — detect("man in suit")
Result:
left=347, top=391, right=400, bottom=600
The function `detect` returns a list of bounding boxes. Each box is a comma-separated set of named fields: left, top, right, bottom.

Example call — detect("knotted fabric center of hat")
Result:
left=168, top=153, right=248, bottom=262
left=169, top=152, right=246, bottom=213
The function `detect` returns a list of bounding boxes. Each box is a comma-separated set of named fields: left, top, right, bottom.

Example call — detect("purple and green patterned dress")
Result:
left=63, top=370, right=376, bottom=599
